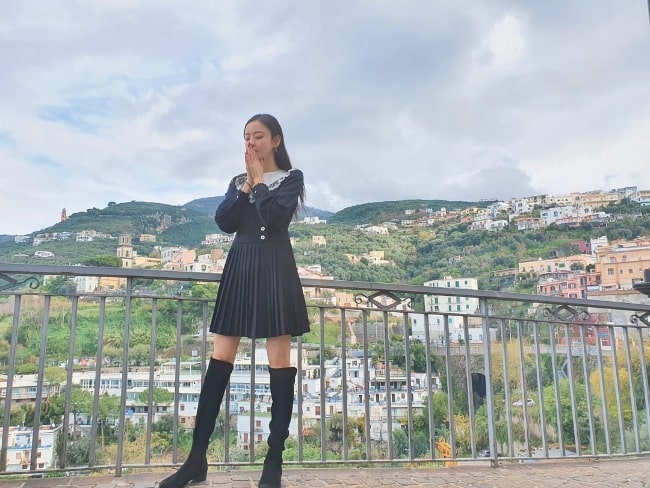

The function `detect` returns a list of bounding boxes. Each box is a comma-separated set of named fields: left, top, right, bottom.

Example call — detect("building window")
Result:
left=629, top=269, right=633, bottom=274
left=608, top=268, right=614, bottom=275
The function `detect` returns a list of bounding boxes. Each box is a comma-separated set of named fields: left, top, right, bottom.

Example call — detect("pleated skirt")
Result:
left=209, top=240, right=310, bottom=339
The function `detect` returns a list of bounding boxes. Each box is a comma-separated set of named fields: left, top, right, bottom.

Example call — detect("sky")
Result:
left=1, top=1, right=649, bottom=235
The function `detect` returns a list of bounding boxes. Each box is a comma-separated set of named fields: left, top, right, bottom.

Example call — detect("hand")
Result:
left=245, top=144, right=264, bottom=186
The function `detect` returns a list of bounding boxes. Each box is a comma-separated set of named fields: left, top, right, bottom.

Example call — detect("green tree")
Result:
left=409, top=341, right=428, bottom=373
left=543, top=379, right=601, bottom=449
left=68, top=388, right=94, bottom=438
left=42, top=276, right=77, bottom=295
left=98, top=393, right=121, bottom=447
left=82, top=255, right=122, bottom=267
left=138, top=387, right=173, bottom=406
left=413, top=392, right=451, bottom=440
left=66, top=435, right=96, bottom=467
left=327, top=413, right=345, bottom=442
left=44, top=366, right=67, bottom=386
left=392, top=427, right=409, bottom=458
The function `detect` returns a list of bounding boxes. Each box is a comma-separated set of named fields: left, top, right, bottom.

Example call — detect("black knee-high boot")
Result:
left=258, top=366, right=297, bottom=488
left=159, top=358, right=234, bottom=488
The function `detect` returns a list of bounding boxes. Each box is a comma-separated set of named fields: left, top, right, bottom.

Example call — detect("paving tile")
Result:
left=3, top=457, right=650, bottom=488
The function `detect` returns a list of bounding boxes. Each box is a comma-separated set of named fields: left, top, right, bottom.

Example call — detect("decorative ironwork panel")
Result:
left=0, top=273, right=40, bottom=292
left=630, top=312, right=650, bottom=327
left=540, top=305, right=589, bottom=323
left=354, top=291, right=412, bottom=311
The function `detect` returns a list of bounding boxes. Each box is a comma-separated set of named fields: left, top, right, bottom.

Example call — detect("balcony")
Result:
left=1, top=263, right=650, bottom=482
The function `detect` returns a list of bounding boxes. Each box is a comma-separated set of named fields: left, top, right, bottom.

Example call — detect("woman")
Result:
left=159, top=114, right=310, bottom=488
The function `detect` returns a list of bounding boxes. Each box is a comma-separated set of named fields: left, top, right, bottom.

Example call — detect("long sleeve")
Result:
left=250, top=169, right=303, bottom=230
left=214, top=175, right=249, bottom=233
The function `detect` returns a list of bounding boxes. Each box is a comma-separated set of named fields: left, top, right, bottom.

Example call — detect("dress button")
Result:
left=260, top=226, right=266, bottom=231
left=260, top=235, right=266, bottom=240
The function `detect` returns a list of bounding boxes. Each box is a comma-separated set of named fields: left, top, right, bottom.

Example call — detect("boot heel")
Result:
left=190, top=473, right=207, bottom=484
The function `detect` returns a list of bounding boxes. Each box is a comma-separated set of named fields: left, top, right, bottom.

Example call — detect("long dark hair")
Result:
left=245, top=113, right=305, bottom=209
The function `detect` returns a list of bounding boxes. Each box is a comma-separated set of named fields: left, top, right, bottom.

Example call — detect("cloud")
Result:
left=1, top=0, right=649, bottom=234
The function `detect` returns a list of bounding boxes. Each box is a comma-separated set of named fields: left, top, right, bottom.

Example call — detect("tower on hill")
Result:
left=117, top=234, right=134, bottom=268
left=61, top=208, right=68, bottom=222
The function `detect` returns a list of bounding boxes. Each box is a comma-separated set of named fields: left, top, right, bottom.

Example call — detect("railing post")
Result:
left=319, top=307, right=327, bottom=463
left=89, top=296, right=107, bottom=466
left=61, top=295, right=79, bottom=469
left=340, top=308, right=349, bottom=461
left=442, top=314, right=455, bottom=460
left=116, top=278, right=133, bottom=476
left=1, top=295, right=21, bottom=472
left=422, top=313, right=436, bottom=460
left=479, top=298, right=498, bottom=466
left=31, top=295, right=50, bottom=470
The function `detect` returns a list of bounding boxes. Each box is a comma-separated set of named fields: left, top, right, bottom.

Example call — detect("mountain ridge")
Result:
left=8, top=197, right=484, bottom=238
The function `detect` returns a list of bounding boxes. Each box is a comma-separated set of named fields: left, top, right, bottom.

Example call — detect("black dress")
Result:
left=209, top=168, right=310, bottom=339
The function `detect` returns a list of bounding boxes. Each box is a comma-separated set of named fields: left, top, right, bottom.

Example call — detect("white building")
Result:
left=630, top=189, right=650, bottom=206
left=160, top=247, right=186, bottom=264
left=363, top=225, right=389, bottom=235
left=0, top=374, right=60, bottom=405
left=590, top=236, right=609, bottom=256
left=202, top=233, right=235, bottom=245
left=540, top=205, right=596, bottom=226
left=423, top=277, right=485, bottom=344
left=236, top=413, right=299, bottom=451
left=302, top=216, right=327, bottom=224
left=0, top=425, right=62, bottom=472
left=73, top=275, right=99, bottom=293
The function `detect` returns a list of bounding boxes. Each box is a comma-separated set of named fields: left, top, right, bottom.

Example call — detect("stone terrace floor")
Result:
left=2, top=457, right=650, bottom=488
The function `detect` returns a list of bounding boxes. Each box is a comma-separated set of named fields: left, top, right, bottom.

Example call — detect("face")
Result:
left=244, top=120, right=280, bottom=163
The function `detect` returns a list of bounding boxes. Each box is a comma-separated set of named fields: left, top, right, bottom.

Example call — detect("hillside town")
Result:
left=12, top=185, right=650, bottom=301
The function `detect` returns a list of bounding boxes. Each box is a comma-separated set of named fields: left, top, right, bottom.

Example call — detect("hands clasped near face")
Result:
left=245, top=144, right=264, bottom=186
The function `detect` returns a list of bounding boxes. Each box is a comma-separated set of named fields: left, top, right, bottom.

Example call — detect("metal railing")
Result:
left=1, top=263, right=649, bottom=476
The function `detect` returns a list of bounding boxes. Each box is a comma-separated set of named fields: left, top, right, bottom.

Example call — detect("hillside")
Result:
left=0, top=197, right=334, bottom=266
left=328, top=199, right=488, bottom=225
left=41, top=201, right=216, bottom=247
left=3, top=199, right=650, bottom=292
